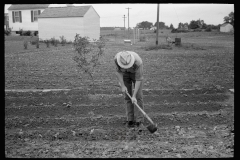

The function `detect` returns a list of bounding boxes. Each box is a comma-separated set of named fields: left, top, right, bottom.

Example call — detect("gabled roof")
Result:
left=8, top=4, right=50, bottom=10
left=221, top=23, right=232, bottom=27
left=38, top=6, right=91, bottom=18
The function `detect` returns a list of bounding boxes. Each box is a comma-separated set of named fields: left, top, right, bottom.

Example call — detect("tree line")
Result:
left=135, top=11, right=234, bottom=30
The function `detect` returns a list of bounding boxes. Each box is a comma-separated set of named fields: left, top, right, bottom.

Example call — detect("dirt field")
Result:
left=5, top=30, right=234, bottom=158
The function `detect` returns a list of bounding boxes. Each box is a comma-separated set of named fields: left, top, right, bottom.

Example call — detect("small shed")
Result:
left=150, top=27, right=156, bottom=30
left=114, top=28, right=121, bottom=31
left=220, top=23, right=233, bottom=32
left=38, top=5, right=100, bottom=42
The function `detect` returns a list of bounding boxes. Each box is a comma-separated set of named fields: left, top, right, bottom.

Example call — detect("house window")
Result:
left=33, top=10, right=38, bottom=21
left=14, top=11, right=20, bottom=22
left=31, top=10, right=41, bottom=22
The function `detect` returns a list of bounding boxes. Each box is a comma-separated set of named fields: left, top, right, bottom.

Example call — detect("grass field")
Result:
left=5, top=29, right=234, bottom=158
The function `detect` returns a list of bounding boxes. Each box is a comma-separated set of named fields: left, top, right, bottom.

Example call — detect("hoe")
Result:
left=125, top=91, right=158, bottom=134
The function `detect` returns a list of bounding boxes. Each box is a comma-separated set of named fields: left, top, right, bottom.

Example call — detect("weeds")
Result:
left=5, top=28, right=12, bottom=36
left=44, top=40, right=50, bottom=48
left=23, top=41, right=28, bottom=49
left=36, top=39, right=39, bottom=48
left=60, top=36, right=67, bottom=46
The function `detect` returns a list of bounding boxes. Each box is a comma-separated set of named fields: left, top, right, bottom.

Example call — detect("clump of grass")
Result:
left=44, top=40, right=50, bottom=48
left=54, top=39, right=59, bottom=47
left=23, top=41, right=28, bottom=49
left=36, top=39, right=39, bottom=48
left=144, top=44, right=172, bottom=51
left=50, top=37, right=56, bottom=46
left=60, top=35, right=67, bottom=46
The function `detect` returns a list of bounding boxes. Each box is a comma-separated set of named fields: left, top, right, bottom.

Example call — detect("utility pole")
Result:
left=123, top=15, right=126, bottom=30
left=126, top=7, right=131, bottom=39
left=156, top=4, right=159, bottom=45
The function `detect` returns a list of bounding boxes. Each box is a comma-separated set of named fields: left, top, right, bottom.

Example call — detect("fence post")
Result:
left=133, top=28, right=135, bottom=44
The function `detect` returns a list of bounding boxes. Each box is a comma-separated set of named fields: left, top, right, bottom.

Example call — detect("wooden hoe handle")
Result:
left=125, top=91, right=155, bottom=125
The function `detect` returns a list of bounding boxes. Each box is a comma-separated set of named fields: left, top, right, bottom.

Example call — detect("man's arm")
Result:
left=132, top=81, right=141, bottom=98
left=131, top=64, right=143, bottom=103
left=115, top=71, right=127, bottom=93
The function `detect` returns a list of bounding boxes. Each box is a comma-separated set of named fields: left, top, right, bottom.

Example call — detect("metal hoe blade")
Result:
left=147, top=124, right=157, bottom=133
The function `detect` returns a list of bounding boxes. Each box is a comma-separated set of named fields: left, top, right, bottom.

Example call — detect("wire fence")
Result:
left=100, top=29, right=173, bottom=45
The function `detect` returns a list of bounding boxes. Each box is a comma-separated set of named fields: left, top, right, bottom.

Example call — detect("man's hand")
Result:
left=121, top=86, right=127, bottom=94
left=119, top=82, right=127, bottom=94
left=131, top=96, right=137, bottom=104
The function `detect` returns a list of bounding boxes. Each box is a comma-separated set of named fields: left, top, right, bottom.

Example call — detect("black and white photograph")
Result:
left=5, top=3, right=234, bottom=158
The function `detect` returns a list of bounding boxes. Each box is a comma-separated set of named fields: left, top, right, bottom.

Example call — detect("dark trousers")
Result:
left=123, top=72, right=144, bottom=123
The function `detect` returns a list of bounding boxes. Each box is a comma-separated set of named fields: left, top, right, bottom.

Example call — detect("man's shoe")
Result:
left=127, top=121, right=135, bottom=128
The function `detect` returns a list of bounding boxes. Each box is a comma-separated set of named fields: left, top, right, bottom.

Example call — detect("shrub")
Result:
left=193, top=28, right=202, bottom=32
left=72, top=34, right=106, bottom=87
left=205, top=27, right=212, bottom=32
left=50, top=37, right=56, bottom=46
left=34, top=31, right=38, bottom=36
left=44, top=40, right=50, bottom=48
left=60, top=36, right=66, bottom=46
left=171, top=29, right=188, bottom=33
left=36, top=39, right=39, bottom=48
left=19, top=28, right=23, bottom=36
left=50, top=37, right=59, bottom=46
left=23, top=41, right=28, bottom=49
left=54, top=39, right=59, bottom=47
left=4, top=28, right=11, bottom=36
left=22, top=30, right=32, bottom=36
left=171, top=29, right=178, bottom=33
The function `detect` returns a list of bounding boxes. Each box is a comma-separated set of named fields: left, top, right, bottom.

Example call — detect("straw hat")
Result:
left=116, top=51, right=135, bottom=69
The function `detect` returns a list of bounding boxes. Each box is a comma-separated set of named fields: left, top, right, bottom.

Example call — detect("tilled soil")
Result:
left=5, top=88, right=234, bottom=158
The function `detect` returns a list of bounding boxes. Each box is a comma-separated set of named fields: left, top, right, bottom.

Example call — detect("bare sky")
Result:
left=5, top=4, right=234, bottom=28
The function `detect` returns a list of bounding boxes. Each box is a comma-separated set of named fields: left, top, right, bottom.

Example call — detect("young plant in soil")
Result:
left=44, top=40, right=50, bottom=48
left=23, top=41, right=28, bottom=49
left=72, top=34, right=106, bottom=93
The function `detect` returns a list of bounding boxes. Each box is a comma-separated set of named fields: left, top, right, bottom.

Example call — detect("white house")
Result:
left=150, top=27, right=156, bottom=30
left=38, top=5, right=100, bottom=42
left=220, top=23, right=234, bottom=32
left=4, top=13, right=9, bottom=30
left=8, top=4, right=50, bottom=34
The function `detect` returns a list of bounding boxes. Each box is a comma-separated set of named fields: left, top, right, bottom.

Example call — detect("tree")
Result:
left=201, top=23, right=207, bottom=29
left=189, top=20, right=199, bottom=29
left=154, top=22, right=166, bottom=29
left=136, top=21, right=153, bottom=29
left=224, top=12, right=234, bottom=27
left=170, top=24, right=174, bottom=29
left=178, top=22, right=184, bottom=29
